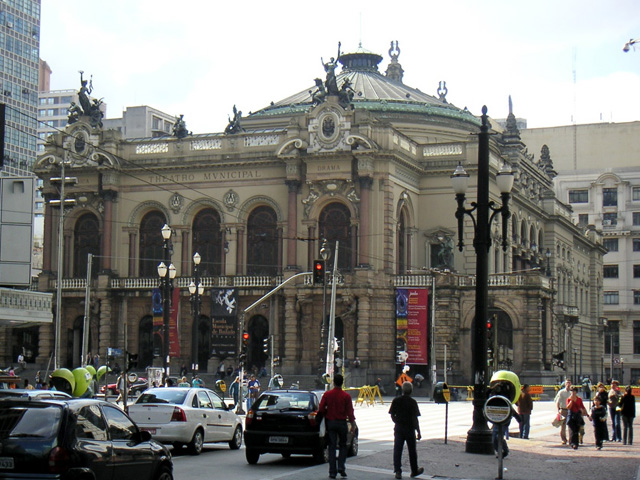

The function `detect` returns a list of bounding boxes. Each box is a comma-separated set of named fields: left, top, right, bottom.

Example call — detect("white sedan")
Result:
left=128, top=387, right=243, bottom=455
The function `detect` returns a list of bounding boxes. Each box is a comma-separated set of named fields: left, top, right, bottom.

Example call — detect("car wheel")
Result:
left=246, top=448, right=260, bottom=464
left=313, top=444, right=329, bottom=464
left=188, top=429, right=204, bottom=455
left=155, top=465, right=173, bottom=480
left=281, top=453, right=291, bottom=458
left=229, top=426, right=242, bottom=450
left=172, top=442, right=184, bottom=451
left=348, top=434, right=358, bottom=457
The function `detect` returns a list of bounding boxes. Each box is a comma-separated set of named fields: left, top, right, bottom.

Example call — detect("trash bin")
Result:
left=433, top=382, right=450, bottom=404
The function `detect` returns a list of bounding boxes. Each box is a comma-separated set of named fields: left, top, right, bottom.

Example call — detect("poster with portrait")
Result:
left=395, top=288, right=429, bottom=365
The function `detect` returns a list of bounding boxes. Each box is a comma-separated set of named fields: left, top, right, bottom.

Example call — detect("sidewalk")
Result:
left=349, top=415, right=640, bottom=480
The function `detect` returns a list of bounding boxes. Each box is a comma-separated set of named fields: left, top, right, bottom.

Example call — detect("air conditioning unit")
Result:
left=602, top=220, right=612, bottom=226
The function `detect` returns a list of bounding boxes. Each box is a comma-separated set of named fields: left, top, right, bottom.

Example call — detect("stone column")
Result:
left=42, top=200, right=54, bottom=273
left=358, top=176, right=373, bottom=267
left=285, top=180, right=299, bottom=269
left=181, top=230, right=190, bottom=275
left=236, top=228, right=244, bottom=275
left=63, top=233, right=72, bottom=278
left=100, top=190, right=116, bottom=272
left=277, top=226, right=283, bottom=275
left=128, top=231, right=137, bottom=277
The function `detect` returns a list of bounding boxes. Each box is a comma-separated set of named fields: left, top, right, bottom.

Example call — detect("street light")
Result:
left=189, top=252, right=204, bottom=373
left=450, top=106, right=514, bottom=454
left=545, top=248, right=552, bottom=277
left=157, top=224, right=176, bottom=381
left=623, top=37, right=639, bottom=52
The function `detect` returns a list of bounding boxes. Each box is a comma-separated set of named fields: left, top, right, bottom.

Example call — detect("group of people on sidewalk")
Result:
left=554, top=378, right=636, bottom=450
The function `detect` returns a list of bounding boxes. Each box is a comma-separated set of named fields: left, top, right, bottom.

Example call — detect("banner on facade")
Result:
left=395, top=288, right=429, bottom=365
left=152, top=288, right=181, bottom=358
left=211, top=288, right=239, bottom=358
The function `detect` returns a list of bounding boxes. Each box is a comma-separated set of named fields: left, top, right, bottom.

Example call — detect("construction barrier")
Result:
left=348, top=385, right=384, bottom=406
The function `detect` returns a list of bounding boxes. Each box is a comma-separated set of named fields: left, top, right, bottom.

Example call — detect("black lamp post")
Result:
left=157, top=224, right=176, bottom=381
left=189, top=252, right=204, bottom=372
left=450, top=106, right=514, bottom=454
left=545, top=248, right=552, bottom=277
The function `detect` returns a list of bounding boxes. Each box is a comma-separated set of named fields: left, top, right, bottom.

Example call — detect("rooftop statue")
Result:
left=338, top=78, right=355, bottom=108
left=310, top=78, right=327, bottom=106
left=68, top=71, right=104, bottom=128
left=172, top=114, right=191, bottom=139
left=224, top=105, right=244, bottom=135
left=321, top=42, right=341, bottom=96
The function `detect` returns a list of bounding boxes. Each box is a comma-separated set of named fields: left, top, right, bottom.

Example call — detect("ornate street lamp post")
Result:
left=450, top=106, right=514, bottom=454
left=157, top=224, right=176, bottom=381
left=189, top=252, right=204, bottom=372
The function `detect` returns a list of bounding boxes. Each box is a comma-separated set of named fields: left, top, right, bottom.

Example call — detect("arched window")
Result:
left=73, top=213, right=100, bottom=278
left=397, top=209, right=407, bottom=274
left=138, top=316, right=154, bottom=369
left=247, top=206, right=278, bottom=276
left=319, top=202, right=353, bottom=271
left=192, top=208, right=222, bottom=276
left=139, top=211, right=166, bottom=277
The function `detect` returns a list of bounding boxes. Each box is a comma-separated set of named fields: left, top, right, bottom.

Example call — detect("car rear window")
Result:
left=253, top=392, right=314, bottom=411
left=0, top=404, right=62, bottom=439
left=136, top=389, right=188, bottom=405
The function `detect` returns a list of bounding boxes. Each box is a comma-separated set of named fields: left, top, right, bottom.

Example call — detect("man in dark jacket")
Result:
left=389, top=381, right=424, bottom=479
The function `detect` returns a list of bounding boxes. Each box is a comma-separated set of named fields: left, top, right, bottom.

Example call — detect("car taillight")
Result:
left=170, top=407, right=186, bottom=422
left=48, top=446, right=71, bottom=474
left=245, top=409, right=254, bottom=426
left=308, top=411, right=318, bottom=426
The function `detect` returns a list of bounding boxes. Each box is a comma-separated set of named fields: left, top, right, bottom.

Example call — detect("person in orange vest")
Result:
left=396, top=365, right=413, bottom=397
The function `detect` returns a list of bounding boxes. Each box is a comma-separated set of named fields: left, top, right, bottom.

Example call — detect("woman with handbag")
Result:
left=567, top=386, right=591, bottom=449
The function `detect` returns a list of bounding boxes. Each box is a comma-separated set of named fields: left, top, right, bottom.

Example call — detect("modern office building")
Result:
left=27, top=44, right=605, bottom=387
left=522, top=123, right=640, bottom=384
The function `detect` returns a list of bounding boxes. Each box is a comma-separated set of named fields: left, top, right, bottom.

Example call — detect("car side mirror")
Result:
left=132, top=430, right=152, bottom=444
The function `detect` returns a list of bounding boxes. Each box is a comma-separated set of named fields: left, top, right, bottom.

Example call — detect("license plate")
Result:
left=0, top=457, right=14, bottom=469
left=141, top=428, right=156, bottom=435
left=268, top=436, right=288, bottom=444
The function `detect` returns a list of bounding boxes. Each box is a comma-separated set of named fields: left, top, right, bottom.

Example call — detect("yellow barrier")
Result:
left=349, top=385, right=384, bottom=406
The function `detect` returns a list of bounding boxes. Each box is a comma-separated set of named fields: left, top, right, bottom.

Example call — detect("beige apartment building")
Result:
left=17, top=44, right=606, bottom=388
left=523, top=123, right=640, bottom=384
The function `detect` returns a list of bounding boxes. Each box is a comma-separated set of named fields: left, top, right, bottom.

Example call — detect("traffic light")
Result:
left=313, top=260, right=324, bottom=285
left=127, top=352, right=138, bottom=370
left=242, top=331, right=249, bottom=348
left=487, top=317, right=493, bottom=342
left=263, top=336, right=270, bottom=354
left=273, top=356, right=280, bottom=367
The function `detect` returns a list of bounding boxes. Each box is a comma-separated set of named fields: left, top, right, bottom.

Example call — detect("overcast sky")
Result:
left=40, top=0, right=640, bottom=134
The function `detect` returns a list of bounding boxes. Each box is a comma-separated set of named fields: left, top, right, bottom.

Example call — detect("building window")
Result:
left=603, top=188, right=617, bottom=207
left=634, top=212, right=640, bottom=226
left=635, top=291, right=640, bottom=305
left=319, top=202, right=354, bottom=272
left=192, top=208, right=222, bottom=277
left=603, top=265, right=619, bottom=279
left=603, top=238, right=618, bottom=252
left=604, top=291, right=619, bottom=305
left=604, top=321, right=620, bottom=355
left=568, top=190, right=588, bottom=203
left=633, top=187, right=640, bottom=202
left=635, top=239, right=640, bottom=252
left=577, top=214, right=589, bottom=227
left=634, top=265, right=640, bottom=278
left=634, top=321, right=640, bottom=355
left=73, top=213, right=100, bottom=278
left=138, top=211, right=167, bottom=277
left=246, top=205, right=279, bottom=276
left=603, top=212, right=617, bottom=227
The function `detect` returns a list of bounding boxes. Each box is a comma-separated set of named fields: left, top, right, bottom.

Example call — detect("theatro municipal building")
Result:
left=22, top=42, right=605, bottom=387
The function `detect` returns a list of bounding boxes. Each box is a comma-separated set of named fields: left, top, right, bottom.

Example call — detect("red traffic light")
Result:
left=486, top=320, right=492, bottom=330
left=313, top=260, right=324, bottom=285
left=242, top=332, right=250, bottom=341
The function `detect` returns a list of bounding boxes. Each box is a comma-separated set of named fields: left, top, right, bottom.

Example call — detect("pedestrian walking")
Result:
left=608, top=379, right=623, bottom=441
left=318, top=373, right=356, bottom=479
left=35, top=371, right=43, bottom=389
left=248, top=374, right=261, bottom=408
left=192, top=374, right=204, bottom=388
left=229, top=376, right=240, bottom=406
left=389, top=381, right=424, bottom=479
left=516, top=384, right=533, bottom=439
left=395, top=365, right=412, bottom=397
left=620, top=385, right=635, bottom=445
left=591, top=395, right=608, bottom=450
left=554, top=379, right=572, bottom=445
left=567, top=386, right=590, bottom=450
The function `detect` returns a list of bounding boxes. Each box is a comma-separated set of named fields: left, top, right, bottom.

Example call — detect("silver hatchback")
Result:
left=128, top=387, right=242, bottom=455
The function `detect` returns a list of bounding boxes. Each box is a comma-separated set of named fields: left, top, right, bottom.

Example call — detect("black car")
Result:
left=0, top=397, right=173, bottom=480
left=244, top=389, right=358, bottom=465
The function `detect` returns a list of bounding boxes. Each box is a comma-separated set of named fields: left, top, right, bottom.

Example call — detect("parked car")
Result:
left=244, top=389, right=358, bottom=465
left=128, top=387, right=243, bottom=455
left=0, top=397, right=173, bottom=479
left=0, top=388, right=71, bottom=400
left=100, top=377, right=148, bottom=396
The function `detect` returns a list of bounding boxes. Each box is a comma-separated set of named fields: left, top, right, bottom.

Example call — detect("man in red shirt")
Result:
left=319, top=373, right=356, bottom=479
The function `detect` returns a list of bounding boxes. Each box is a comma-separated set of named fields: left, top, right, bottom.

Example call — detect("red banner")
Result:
left=396, top=288, right=429, bottom=365
left=170, top=288, right=180, bottom=357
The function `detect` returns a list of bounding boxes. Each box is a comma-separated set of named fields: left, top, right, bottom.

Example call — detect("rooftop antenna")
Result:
left=359, top=12, right=363, bottom=48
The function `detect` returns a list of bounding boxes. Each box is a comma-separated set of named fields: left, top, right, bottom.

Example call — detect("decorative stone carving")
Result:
left=169, top=192, right=184, bottom=214
left=223, top=190, right=239, bottom=212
